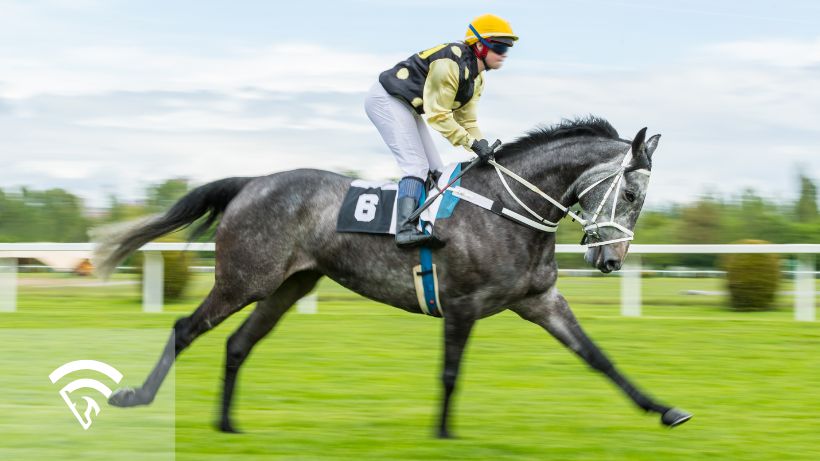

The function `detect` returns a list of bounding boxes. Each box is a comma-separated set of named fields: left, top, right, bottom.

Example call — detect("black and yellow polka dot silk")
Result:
left=379, top=42, right=484, bottom=149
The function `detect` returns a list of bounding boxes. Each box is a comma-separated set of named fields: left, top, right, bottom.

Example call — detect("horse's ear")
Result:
left=645, top=134, right=661, bottom=159
left=626, top=127, right=652, bottom=173
left=631, top=127, right=648, bottom=155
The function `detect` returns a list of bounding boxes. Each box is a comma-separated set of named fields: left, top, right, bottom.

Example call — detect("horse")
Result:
left=96, top=116, right=692, bottom=438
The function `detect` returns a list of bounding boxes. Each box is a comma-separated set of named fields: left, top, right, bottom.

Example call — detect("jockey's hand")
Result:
left=471, top=139, right=494, bottom=164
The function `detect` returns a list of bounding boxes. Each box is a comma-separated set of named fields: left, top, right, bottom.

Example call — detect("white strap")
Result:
left=578, top=170, right=618, bottom=198
left=458, top=144, right=641, bottom=247
left=585, top=236, right=633, bottom=247
left=451, top=186, right=493, bottom=209
left=489, top=160, right=569, bottom=212
left=610, top=174, right=625, bottom=222
left=584, top=221, right=633, bottom=236
left=501, top=208, right=559, bottom=232
left=620, top=147, right=634, bottom=167
left=452, top=187, right=558, bottom=233
left=590, top=170, right=624, bottom=223
left=493, top=165, right=559, bottom=227
left=583, top=221, right=634, bottom=247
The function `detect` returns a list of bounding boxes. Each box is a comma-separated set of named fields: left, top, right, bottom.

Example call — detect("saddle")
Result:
left=336, top=163, right=462, bottom=236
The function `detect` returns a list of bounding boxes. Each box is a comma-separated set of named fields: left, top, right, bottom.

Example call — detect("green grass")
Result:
left=2, top=273, right=819, bottom=460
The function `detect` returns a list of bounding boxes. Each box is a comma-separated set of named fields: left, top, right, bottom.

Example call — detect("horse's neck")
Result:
left=477, top=142, right=605, bottom=224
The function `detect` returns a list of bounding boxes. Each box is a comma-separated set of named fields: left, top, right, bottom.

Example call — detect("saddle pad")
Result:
left=336, top=163, right=462, bottom=235
left=336, top=181, right=398, bottom=234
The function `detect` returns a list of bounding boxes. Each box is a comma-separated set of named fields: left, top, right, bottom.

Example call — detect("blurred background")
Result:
left=2, top=0, right=819, bottom=210
left=1, top=1, right=818, bottom=250
left=1, top=1, right=818, bottom=460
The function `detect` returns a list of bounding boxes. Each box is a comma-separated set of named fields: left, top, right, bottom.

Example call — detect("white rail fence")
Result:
left=0, top=243, right=817, bottom=321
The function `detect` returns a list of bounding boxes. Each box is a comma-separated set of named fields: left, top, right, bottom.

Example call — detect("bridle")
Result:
left=486, top=146, right=651, bottom=247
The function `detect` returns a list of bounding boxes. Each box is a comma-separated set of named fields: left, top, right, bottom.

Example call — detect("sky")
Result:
left=1, top=0, right=819, bottom=209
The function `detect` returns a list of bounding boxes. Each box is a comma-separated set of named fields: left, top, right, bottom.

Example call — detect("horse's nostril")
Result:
left=605, top=259, right=621, bottom=271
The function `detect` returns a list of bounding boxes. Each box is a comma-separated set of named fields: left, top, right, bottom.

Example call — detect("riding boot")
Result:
left=395, top=196, right=445, bottom=249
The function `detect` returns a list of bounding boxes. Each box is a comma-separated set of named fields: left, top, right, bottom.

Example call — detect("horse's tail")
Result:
left=92, top=176, right=255, bottom=279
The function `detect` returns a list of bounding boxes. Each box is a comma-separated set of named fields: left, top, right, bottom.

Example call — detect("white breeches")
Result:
left=364, top=81, right=443, bottom=180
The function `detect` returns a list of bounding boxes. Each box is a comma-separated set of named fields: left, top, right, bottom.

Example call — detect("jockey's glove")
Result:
left=471, top=139, right=494, bottom=164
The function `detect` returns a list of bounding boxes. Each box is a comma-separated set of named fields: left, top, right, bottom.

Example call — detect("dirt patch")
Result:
left=17, top=278, right=137, bottom=288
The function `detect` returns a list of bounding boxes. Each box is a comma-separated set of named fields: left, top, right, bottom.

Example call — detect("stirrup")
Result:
left=395, top=228, right=445, bottom=249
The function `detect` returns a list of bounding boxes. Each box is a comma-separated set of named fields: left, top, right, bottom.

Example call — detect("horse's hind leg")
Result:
left=511, top=289, right=692, bottom=428
left=219, top=270, right=322, bottom=433
left=109, top=285, right=255, bottom=407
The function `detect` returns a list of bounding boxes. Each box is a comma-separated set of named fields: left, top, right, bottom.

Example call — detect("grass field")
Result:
left=1, top=273, right=819, bottom=460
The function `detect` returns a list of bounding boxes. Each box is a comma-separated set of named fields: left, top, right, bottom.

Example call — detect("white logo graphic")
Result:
left=49, top=360, right=124, bottom=430
left=354, top=193, right=379, bottom=222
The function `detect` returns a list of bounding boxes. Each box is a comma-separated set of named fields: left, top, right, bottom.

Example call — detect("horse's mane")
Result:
left=499, top=115, right=620, bottom=158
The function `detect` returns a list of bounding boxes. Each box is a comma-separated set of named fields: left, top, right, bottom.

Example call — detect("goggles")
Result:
left=486, top=40, right=511, bottom=55
left=468, top=24, right=513, bottom=55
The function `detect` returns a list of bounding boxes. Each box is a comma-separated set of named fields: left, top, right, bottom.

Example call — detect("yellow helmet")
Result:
left=464, top=14, right=518, bottom=45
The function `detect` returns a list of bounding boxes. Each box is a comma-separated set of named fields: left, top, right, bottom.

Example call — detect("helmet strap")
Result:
left=471, top=44, right=490, bottom=70
left=468, top=24, right=494, bottom=71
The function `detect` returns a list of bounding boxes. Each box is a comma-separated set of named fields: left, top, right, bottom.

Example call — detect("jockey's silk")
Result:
left=378, top=42, right=484, bottom=149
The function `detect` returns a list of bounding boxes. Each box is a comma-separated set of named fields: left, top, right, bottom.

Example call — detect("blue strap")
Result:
left=419, top=247, right=440, bottom=317
left=469, top=24, right=494, bottom=49
left=436, top=163, right=462, bottom=219
left=417, top=187, right=441, bottom=317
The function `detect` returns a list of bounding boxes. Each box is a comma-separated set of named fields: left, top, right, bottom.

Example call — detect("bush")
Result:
left=135, top=233, right=191, bottom=301
left=160, top=250, right=190, bottom=300
left=722, top=239, right=780, bottom=311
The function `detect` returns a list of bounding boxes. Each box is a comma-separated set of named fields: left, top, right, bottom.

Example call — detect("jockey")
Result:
left=364, top=14, right=518, bottom=248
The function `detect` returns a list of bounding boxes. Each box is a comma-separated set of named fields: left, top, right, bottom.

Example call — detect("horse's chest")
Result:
left=526, top=261, right=558, bottom=294
left=475, top=260, right=557, bottom=309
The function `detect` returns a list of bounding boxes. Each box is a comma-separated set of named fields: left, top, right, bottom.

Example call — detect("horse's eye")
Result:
left=624, top=191, right=636, bottom=202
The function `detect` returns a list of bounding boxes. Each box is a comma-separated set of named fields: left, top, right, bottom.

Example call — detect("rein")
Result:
left=486, top=146, right=650, bottom=247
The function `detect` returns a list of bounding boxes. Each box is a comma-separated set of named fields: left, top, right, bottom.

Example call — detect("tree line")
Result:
left=1, top=175, right=817, bottom=268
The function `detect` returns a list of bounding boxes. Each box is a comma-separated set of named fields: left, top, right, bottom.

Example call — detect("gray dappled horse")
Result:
left=98, top=117, right=691, bottom=438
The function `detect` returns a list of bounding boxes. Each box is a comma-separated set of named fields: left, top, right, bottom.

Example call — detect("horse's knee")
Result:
left=225, top=334, right=250, bottom=371
left=173, top=316, right=192, bottom=335
left=173, top=317, right=191, bottom=347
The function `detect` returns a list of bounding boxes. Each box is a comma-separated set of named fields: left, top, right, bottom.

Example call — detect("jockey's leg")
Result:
left=415, top=111, right=444, bottom=175
left=395, top=177, right=444, bottom=249
left=364, top=81, right=444, bottom=249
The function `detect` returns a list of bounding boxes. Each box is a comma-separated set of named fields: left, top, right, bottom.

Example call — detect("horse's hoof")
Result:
left=108, top=387, right=146, bottom=407
left=437, top=428, right=455, bottom=439
left=661, top=408, right=693, bottom=427
left=218, top=420, right=242, bottom=434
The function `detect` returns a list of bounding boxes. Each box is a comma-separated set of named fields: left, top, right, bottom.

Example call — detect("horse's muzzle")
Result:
left=585, top=243, right=626, bottom=274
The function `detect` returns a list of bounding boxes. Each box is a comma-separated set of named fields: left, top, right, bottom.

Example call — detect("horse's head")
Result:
left=576, top=128, right=659, bottom=273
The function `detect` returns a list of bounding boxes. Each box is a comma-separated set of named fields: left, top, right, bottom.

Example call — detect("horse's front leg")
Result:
left=511, top=288, right=692, bottom=427
left=437, top=310, right=477, bottom=439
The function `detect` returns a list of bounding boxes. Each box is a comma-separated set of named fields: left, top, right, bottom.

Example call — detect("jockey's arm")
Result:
left=422, top=59, right=481, bottom=151
left=453, top=73, right=484, bottom=142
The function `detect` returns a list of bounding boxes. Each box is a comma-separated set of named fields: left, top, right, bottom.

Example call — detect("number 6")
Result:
left=354, top=194, right=379, bottom=222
